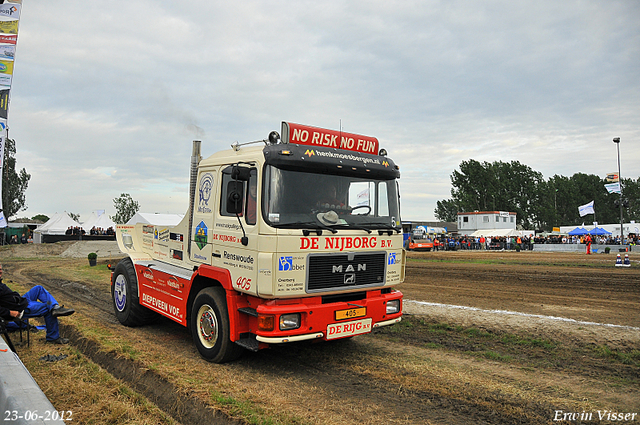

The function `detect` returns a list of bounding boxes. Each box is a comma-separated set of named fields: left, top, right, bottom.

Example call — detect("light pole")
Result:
left=613, top=137, right=623, bottom=245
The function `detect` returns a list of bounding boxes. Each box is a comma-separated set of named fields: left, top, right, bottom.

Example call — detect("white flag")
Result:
left=578, top=201, right=595, bottom=217
left=605, top=182, right=621, bottom=194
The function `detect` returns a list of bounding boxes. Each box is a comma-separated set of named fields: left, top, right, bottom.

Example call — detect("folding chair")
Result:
left=0, top=317, right=17, bottom=353
left=0, top=316, right=30, bottom=352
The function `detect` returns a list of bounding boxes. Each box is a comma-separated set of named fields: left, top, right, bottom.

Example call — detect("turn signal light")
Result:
left=258, top=314, right=275, bottom=331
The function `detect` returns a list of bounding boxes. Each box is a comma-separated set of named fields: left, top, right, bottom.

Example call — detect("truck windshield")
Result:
left=263, top=165, right=400, bottom=230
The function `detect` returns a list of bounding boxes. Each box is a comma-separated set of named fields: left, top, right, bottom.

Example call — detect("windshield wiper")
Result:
left=331, top=224, right=372, bottom=234
left=275, top=221, right=338, bottom=235
left=359, top=223, right=401, bottom=235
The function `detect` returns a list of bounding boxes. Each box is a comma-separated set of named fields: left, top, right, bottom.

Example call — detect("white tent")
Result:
left=126, top=213, right=184, bottom=226
left=82, top=211, right=116, bottom=232
left=34, top=212, right=81, bottom=237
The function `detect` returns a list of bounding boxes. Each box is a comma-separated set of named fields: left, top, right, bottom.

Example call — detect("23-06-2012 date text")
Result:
left=4, top=410, right=73, bottom=422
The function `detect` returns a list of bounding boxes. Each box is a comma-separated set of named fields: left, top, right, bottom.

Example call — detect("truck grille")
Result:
left=307, top=252, right=387, bottom=292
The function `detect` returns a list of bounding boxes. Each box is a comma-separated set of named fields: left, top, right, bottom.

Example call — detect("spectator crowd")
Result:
left=431, top=235, right=534, bottom=251
left=65, top=226, right=115, bottom=236
left=416, top=233, right=638, bottom=251
left=533, top=234, right=638, bottom=245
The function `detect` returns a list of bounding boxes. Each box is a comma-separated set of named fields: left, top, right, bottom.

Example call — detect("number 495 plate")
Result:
left=335, top=307, right=366, bottom=320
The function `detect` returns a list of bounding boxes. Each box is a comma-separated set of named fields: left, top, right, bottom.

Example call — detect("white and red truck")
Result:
left=111, top=122, right=405, bottom=362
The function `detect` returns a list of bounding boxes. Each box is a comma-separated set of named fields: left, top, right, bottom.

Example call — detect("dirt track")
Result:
left=1, top=243, right=639, bottom=424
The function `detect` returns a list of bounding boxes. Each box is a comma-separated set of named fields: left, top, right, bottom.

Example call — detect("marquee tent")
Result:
left=81, top=211, right=116, bottom=232
left=588, top=227, right=612, bottom=235
left=33, top=213, right=82, bottom=242
left=568, top=227, right=589, bottom=235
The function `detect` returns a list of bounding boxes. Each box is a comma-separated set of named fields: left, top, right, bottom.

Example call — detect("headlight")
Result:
left=386, top=300, right=400, bottom=315
left=279, top=313, right=301, bottom=331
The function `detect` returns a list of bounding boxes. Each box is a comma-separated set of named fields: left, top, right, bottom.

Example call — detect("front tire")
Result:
left=190, top=287, right=243, bottom=363
left=111, top=258, right=155, bottom=326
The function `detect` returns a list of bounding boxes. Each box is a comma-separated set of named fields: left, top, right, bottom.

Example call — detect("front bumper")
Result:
left=253, top=289, right=403, bottom=343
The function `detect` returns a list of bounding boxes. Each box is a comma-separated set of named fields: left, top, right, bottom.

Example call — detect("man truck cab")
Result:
left=113, top=122, right=405, bottom=362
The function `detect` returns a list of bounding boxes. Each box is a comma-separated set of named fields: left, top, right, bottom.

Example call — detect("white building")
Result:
left=560, top=222, right=638, bottom=238
left=457, top=211, right=517, bottom=236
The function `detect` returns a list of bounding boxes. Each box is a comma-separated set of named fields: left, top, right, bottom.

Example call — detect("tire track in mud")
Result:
left=240, top=340, right=552, bottom=425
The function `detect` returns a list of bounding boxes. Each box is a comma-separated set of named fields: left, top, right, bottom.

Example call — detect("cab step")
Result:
left=235, top=333, right=260, bottom=352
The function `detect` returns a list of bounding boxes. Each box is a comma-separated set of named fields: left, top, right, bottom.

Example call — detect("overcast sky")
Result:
left=6, top=0, right=640, bottom=223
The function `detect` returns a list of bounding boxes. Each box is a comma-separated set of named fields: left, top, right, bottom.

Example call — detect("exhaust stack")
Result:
left=187, top=140, right=202, bottom=258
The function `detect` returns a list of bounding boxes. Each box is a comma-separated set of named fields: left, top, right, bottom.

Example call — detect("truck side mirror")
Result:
left=231, top=165, right=251, bottom=181
left=227, top=181, right=245, bottom=214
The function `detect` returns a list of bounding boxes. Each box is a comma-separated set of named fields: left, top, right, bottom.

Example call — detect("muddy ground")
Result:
left=1, top=242, right=639, bottom=424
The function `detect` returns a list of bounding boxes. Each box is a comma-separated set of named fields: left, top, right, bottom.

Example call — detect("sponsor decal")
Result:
left=0, top=74, right=10, bottom=88
left=142, top=236, right=153, bottom=249
left=305, top=149, right=315, bottom=157
left=142, top=293, right=181, bottom=318
left=0, top=60, right=14, bottom=75
left=194, top=220, right=208, bottom=250
left=0, top=4, right=20, bottom=17
left=299, top=236, right=394, bottom=251
left=212, top=233, right=240, bottom=243
left=279, top=256, right=292, bottom=271
left=172, top=249, right=183, bottom=260
left=113, top=275, right=127, bottom=312
left=278, top=256, right=306, bottom=272
left=167, top=276, right=183, bottom=290
left=198, top=173, right=213, bottom=213
left=156, top=228, right=169, bottom=241
left=215, top=222, right=241, bottom=231
left=222, top=251, right=254, bottom=271
left=223, top=251, right=254, bottom=264
left=0, top=21, right=18, bottom=35
left=170, top=232, right=184, bottom=242
left=142, top=268, right=154, bottom=281
left=142, top=225, right=154, bottom=235
left=388, top=252, right=397, bottom=265
left=0, top=45, right=15, bottom=61
left=0, top=35, right=17, bottom=45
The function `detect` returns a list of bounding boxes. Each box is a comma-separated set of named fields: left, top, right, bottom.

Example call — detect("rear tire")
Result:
left=111, top=258, right=155, bottom=326
left=190, top=287, right=243, bottom=363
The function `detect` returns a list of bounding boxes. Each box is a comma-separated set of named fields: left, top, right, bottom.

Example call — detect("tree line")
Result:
left=434, top=159, right=639, bottom=231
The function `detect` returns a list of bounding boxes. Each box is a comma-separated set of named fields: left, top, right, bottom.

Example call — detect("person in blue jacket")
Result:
left=0, top=264, right=75, bottom=344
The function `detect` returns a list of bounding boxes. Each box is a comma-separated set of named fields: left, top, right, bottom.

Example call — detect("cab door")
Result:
left=210, top=165, right=260, bottom=295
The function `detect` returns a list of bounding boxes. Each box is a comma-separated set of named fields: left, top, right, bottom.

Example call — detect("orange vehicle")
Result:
left=405, top=226, right=434, bottom=251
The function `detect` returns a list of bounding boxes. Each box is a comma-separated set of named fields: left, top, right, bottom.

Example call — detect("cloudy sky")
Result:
left=6, top=0, right=640, bottom=223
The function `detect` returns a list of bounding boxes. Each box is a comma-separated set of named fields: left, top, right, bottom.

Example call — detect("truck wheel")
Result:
left=111, top=258, right=155, bottom=326
left=190, top=287, right=243, bottom=363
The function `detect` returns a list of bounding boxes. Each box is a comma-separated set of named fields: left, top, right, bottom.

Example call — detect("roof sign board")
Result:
left=281, top=122, right=379, bottom=155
